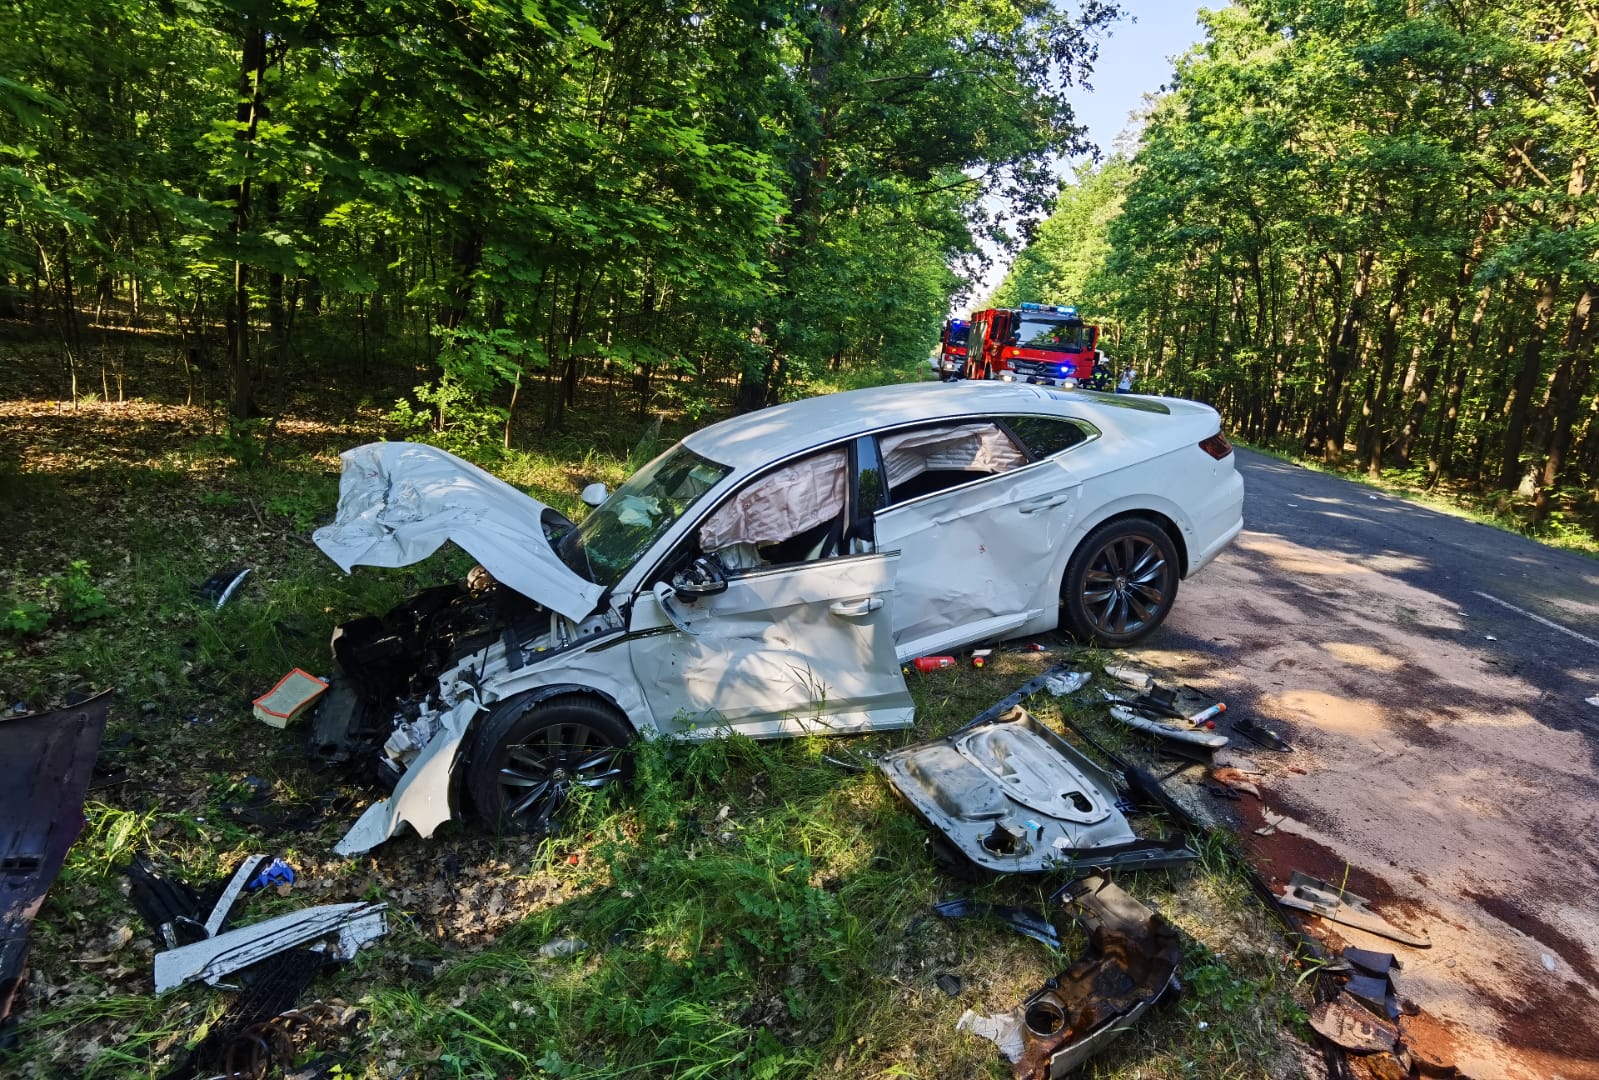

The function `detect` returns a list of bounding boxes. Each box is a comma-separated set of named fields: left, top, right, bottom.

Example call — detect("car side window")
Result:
left=1001, top=415, right=1093, bottom=459
left=696, top=447, right=850, bottom=571
left=877, top=422, right=1027, bottom=504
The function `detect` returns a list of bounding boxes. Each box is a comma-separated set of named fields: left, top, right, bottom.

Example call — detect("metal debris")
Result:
left=155, top=902, right=388, bottom=993
left=1278, top=872, right=1430, bottom=948
left=932, top=898, right=1062, bottom=949
left=956, top=875, right=1181, bottom=1079
left=880, top=707, right=1197, bottom=875
left=1309, top=992, right=1399, bottom=1054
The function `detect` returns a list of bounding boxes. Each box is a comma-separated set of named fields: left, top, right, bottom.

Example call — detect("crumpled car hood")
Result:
left=313, top=442, right=605, bottom=623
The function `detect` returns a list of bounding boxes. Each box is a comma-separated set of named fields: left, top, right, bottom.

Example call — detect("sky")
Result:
left=1065, top=0, right=1215, bottom=166
left=966, top=1, right=1215, bottom=302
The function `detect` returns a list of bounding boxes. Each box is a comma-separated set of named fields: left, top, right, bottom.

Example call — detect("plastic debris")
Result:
left=1043, top=671, right=1091, bottom=697
left=538, top=937, right=588, bottom=959
left=1104, top=665, right=1152, bottom=690
left=1310, top=993, right=1398, bottom=1053
left=196, top=566, right=251, bottom=609
left=1278, top=871, right=1429, bottom=947
left=247, top=858, right=296, bottom=892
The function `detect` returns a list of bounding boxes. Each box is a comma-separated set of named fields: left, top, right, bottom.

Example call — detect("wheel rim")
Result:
left=497, top=721, right=626, bottom=831
left=1079, top=533, right=1171, bottom=638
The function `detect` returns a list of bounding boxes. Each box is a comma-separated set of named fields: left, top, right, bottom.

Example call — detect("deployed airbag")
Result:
left=698, top=449, right=847, bottom=551
left=879, top=424, right=1025, bottom=487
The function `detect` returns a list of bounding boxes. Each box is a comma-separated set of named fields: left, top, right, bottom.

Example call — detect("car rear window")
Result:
left=1001, top=415, right=1093, bottom=459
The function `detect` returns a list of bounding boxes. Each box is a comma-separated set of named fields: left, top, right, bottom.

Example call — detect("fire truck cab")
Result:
left=966, top=303, right=1101, bottom=388
left=935, top=318, right=970, bottom=380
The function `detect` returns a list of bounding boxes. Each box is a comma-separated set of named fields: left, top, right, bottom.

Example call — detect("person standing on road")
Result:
left=1116, top=366, right=1136, bottom=393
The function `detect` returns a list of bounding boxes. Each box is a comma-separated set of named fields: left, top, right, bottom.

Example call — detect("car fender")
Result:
left=1046, top=492, right=1196, bottom=593
left=479, top=635, right=657, bottom=736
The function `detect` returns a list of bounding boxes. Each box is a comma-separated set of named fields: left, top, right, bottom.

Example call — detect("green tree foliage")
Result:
left=0, top=0, right=1119, bottom=432
left=1000, top=0, right=1599, bottom=528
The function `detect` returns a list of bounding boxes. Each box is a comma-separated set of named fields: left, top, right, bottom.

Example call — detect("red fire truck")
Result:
left=934, top=318, right=970, bottom=380
left=964, top=303, right=1102, bottom=388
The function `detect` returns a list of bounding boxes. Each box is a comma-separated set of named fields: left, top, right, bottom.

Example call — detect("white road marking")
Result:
left=1473, top=590, right=1599, bottom=649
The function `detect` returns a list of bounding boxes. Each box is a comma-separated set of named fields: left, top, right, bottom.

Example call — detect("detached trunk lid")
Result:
left=314, top=442, right=605, bottom=623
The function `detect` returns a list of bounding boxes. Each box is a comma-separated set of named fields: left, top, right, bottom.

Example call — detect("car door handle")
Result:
left=830, top=597, right=884, bottom=617
left=1019, top=495, right=1072, bottom=514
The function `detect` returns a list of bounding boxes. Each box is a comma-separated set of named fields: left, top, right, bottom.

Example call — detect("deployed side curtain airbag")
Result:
left=879, top=424, right=1026, bottom=487
left=699, top=449, right=848, bottom=552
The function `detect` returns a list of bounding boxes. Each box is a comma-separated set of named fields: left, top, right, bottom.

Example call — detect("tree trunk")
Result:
left=1498, top=276, right=1560, bottom=491
left=1529, top=283, right=1595, bottom=526
left=1311, top=249, right=1373, bottom=460
left=1361, top=265, right=1410, bottom=478
left=226, top=22, right=269, bottom=420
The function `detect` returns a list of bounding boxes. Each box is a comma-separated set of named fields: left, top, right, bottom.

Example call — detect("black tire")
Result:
left=1059, top=517, right=1180, bottom=646
left=466, top=694, right=634, bottom=835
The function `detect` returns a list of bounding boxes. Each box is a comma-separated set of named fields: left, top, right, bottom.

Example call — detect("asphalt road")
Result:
left=1141, top=448, right=1599, bottom=1080
left=1235, top=449, right=1599, bottom=724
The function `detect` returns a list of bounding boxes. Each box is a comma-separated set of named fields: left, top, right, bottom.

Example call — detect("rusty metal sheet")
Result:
left=1310, top=993, right=1400, bottom=1054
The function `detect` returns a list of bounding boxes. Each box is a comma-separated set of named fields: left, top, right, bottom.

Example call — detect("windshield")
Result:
left=948, top=323, right=969, bottom=347
left=557, top=444, right=731, bottom=587
left=1015, top=317, right=1087, bottom=351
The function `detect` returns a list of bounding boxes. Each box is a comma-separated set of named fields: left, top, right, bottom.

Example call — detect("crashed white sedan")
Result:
left=310, top=381, right=1242, bottom=854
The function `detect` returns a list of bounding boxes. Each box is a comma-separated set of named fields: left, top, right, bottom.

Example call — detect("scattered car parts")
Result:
left=130, top=850, right=388, bottom=994
left=1277, top=871, right=1430, bottom=948
left=154, top=901, right=388, bottom=993
left=197, top=566, right=251, bottom=609
left=932, top=898, right=1062, bottom=949
left=0, top=692, right=111, bottom=1024
left=1309, top=992, right=1399, bottom=1054
left=1232, top=714, right=1292, bottom=751
left=957, top=875, right=1181, bottom=1079
left=879, top=706, right=1196, bottom=875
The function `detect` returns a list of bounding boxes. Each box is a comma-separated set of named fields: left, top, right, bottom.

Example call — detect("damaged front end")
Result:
left=315, top=576, right=625, bottom=857
left=308, top=442, right=631, bottom=856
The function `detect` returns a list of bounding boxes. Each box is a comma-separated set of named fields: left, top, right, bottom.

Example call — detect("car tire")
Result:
left=1059, top=517, right=1180, bottom=646
left=466, top=693, right=634, bottom=835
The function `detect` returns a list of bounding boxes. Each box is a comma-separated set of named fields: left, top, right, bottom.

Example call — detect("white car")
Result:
left=310, top=381, right=1243, bottom=853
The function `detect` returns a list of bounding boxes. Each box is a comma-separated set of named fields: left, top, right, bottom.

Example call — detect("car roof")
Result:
left=681, top=381, right=1212, bottom=467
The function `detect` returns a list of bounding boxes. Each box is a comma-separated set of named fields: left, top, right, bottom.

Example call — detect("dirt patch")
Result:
left=1464, top=889, right=1599, bottom=990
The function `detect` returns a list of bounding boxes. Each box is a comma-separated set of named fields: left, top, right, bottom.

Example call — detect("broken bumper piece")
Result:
left=154, top=901, right=388, bottom=993
left=334, top=698, right=481, bottom=857
left=959, top=875, right=1181, bottom=1079
left=879, top=707, right=1196, bottom=875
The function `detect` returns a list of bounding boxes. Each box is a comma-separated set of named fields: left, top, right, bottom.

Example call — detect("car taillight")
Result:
left=1199, top=433, right=1232, bottom=460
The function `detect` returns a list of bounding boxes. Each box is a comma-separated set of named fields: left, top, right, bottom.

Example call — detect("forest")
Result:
left=998, top=0, right=1599, bottom=540
left=1, top=0, right=1115, bottom=441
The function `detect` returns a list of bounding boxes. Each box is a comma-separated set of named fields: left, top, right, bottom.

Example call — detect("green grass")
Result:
left=0, top=379, right=1316, bottom=1080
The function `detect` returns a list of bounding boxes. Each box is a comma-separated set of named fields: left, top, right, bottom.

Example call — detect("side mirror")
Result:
left=579, top=482, right=608, bottom=508
left=670, top=555, right=729, bottom=600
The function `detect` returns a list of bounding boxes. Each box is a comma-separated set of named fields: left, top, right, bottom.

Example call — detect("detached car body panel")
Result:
left=311, top=382, right=1243, bottom=854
